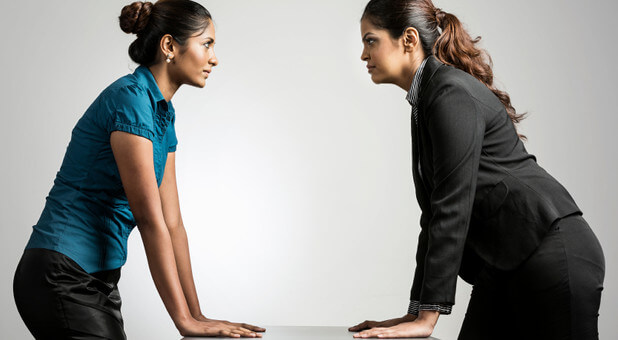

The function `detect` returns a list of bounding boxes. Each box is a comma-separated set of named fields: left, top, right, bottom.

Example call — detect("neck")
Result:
left=396, top=52, right=426, bottom=92
left=148, top=63, right=180, bottom=102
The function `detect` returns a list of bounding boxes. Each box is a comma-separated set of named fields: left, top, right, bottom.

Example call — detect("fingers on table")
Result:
left=216, top=326, right=260, bottom=338
left=240, top=323, right=266, bottom=332
left=235, top=326, right=261, bottom=338
left=349, top=320, right=376, bottom=331
left=217, top=329, right=241, bottom=338
left=353, top=327, right=390, bottom=338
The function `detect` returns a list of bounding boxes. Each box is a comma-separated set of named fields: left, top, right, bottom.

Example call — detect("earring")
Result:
left=166, top=53, right=173, bottom=63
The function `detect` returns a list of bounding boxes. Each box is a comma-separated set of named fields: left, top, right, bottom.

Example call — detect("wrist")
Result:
left=416, top=310, right=439, bottom=329
left=191, top=309, right=204, bottom=319
left=174, top=314, right=197, bottom=332
left=402, top=313, right=417, bottom=322
left=194, top=313, right=211, bottom=322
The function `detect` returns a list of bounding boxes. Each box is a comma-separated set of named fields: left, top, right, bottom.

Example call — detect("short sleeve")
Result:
left=106, top=85, right=155, bottom=141
left=166, top=117, right=178, bottom=152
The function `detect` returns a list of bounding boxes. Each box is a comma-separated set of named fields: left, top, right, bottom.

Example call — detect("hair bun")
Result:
left=119, top=1, right=153, bottom=34
left=434, top=8, right=445, bottom=25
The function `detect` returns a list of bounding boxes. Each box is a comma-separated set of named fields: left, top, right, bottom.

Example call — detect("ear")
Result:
left=402, top=27, right=420, bottom=53
left=159, top=34, right=174, bottom=57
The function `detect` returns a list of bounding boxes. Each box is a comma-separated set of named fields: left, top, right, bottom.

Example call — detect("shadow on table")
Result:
left=182, top=337, right=440, bottom=340
left=180, top=326, right=441, bottom=340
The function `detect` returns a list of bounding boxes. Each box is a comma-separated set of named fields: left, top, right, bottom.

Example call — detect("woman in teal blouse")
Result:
left=13, top=1, right=264, bottom=339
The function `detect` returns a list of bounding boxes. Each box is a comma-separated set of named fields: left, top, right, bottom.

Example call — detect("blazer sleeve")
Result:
left=410, top=213, right=429, bottom=302
left=412, top=81, right=485, bottom=306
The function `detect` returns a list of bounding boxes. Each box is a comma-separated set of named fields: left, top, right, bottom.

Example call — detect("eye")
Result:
left=364, top=38, right=376, bottom=46
left=203, top=41, right=213, bottom=49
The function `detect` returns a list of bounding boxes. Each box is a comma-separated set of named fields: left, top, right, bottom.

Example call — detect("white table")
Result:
left=182, top=326, right=441, bottom=340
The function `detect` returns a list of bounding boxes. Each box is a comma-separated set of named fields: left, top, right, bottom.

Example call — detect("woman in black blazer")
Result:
left=349, top=1, right=605, bottom=339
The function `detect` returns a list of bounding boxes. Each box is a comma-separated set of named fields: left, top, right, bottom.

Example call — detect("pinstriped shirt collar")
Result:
left=406, top=57, right=429, bottom=106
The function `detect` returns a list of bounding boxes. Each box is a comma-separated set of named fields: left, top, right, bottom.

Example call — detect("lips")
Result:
left=367, top=65, right=376, bottom=73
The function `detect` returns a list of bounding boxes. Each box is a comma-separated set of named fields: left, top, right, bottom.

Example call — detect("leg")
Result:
left=560, top=216, right=605, bottom=339
left=14, top=249, right=68, bottom=339
left=507, top=215, right=604, bottom=340
left=14, top=248, right=126, bottom=340
left=458, top=266, right=515, bottom=340
left=506, top=223, right=571, bottom=340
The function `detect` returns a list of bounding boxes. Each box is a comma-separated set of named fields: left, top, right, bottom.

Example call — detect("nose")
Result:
left=360, top=47, right=369, bottom=62
left=210, top=50, right=219, bottom=67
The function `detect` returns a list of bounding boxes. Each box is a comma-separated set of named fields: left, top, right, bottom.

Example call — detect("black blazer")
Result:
left=409, top=56, right=580, bottom=306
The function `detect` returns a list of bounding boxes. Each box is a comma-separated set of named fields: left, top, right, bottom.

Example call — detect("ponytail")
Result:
left=362, top=0, right=526, bottom=139
left=433, top=9, right=526, bottom=138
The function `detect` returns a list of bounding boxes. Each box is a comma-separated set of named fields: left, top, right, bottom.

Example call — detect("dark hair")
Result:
left=119, top=0, right=212, bottom=66
left=362, top=0, right=526, bottom=139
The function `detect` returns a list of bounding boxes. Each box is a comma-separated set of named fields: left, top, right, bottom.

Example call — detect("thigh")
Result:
left=14, top=249, right=67, bottom=339
left=59, top=290, right=125, bottom=340
left=507, top=215, right=604, bottom=340
left=560, top=216, right=605, bottom=340
left=507, top=224, right=571, bottom=340
left=458, top=266, right=516, bottom=340
left=14, top=248, right=126, bottom=340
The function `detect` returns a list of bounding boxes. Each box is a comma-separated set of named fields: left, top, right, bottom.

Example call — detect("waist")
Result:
left=20, top=248, right=122, bottom=285
left=27, top=220, right=132, bottom=273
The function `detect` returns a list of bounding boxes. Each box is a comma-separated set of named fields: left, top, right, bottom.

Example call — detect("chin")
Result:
left=189, top=79, right=206, bottom=88
left=371, top=73, right=398, bottom=86
left=370, top=74, right=385, bottom=84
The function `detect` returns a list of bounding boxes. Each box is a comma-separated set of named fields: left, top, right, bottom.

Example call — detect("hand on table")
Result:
left=349, top=314, right=416, bottom=333
left=179, top=316, right=265, bottom=338
left=350, top=311, right=438, bottom=338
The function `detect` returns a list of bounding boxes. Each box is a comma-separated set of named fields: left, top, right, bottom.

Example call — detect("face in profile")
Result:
left=172, top=21, right=219, bottom=88
left=360, top=18, right=408, bottom=85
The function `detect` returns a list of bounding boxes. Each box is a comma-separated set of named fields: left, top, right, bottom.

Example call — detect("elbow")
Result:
left=133, top=211, right=164, bottom=235
left=164, top=217, right=182, bottom=231
left=165, top=219, right=187, bottom=240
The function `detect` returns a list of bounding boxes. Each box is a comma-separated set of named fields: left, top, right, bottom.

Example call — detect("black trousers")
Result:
left=458, top=214, right=605, bottom=340
left=13, top=248, right=126, bottom=340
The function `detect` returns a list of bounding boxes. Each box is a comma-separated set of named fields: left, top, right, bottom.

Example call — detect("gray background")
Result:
left=1, top=1, right=616, bottom=339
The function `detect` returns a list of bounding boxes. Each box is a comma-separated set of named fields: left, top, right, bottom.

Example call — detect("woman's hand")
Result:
left=349, top=314, right=416, bottom=332
left=178, top=318, right=263, bottom=338
left=351, top=311, right=438, bottom=338
left=195, top=315, right=266, bottom=334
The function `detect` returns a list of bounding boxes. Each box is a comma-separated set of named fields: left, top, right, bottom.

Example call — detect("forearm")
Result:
left=139, top=222, right=193, bottom=328
left=156, top=152, right=204, bottom=318
left=168, top=223, right=203, bottom=318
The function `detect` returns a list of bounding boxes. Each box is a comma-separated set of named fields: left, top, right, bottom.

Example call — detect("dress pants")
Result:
left=458, top=214, right=605, bottom=340
left=13, top=248, right=126, bottom=340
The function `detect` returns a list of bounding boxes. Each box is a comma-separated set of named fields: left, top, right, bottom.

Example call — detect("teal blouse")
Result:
left=26, top=66, right=177, bottom=273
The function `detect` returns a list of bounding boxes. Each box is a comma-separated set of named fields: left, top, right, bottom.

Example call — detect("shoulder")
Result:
left=421, top=63, right=504, bottom=114
left=423, top=64, right=475, bottom=100
left=99, top=73, right=155, bottom=114
left=420, top=65, right=476, bottom=111
left=89, top=73, right=159, bottom=137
